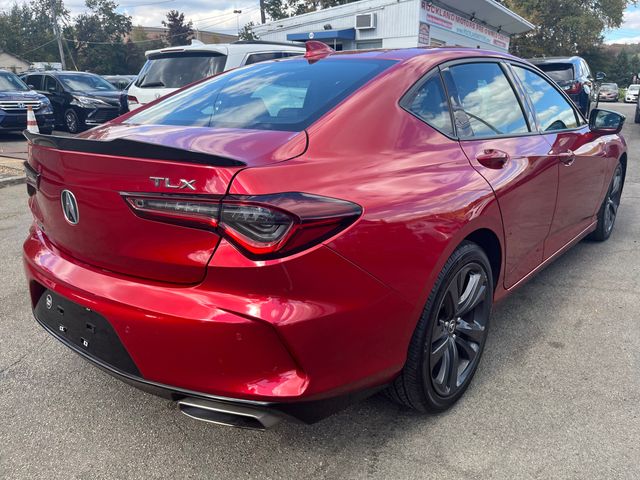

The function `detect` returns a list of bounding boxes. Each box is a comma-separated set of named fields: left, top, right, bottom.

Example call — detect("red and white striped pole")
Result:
left=26, top=105, right=39, bottom=133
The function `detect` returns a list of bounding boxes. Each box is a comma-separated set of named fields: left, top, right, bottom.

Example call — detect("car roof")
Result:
left=145, top=41, right=305, bottom=58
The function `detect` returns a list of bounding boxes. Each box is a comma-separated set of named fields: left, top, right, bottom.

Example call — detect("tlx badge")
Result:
left=149, top=177, right=196, bottom=190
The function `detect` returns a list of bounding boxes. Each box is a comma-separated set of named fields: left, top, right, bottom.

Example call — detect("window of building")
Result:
left=356, top=40, right=383, bottom=50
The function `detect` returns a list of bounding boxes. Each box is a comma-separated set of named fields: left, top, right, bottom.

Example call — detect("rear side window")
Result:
left=443, top=62, right=529, bottom=138
left=136, top=52, right=227, bottom=89
left=401, top=74, right=453, bottom=136
left=126, top=58, right=396, bottom=131
left=512, top=66, right=579, bottom=131
left=537, top=63, right=574, bottom=83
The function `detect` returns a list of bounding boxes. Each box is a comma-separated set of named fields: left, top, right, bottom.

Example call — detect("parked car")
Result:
left=21, top=71, right=121, bottom=133
left=528, top=56, right=600, bottom=116
left=625, top=84, right=639, bottom=103
left=598, top=82, right=619, bottom=102
left=118, top=78, right=136, bottom=115
left=635, top=98, right=640, bottom=123
left=127, top=40, right=305, bottom=111
left=102, top=74, right=137, bottom=91
left=0, top=69, right=54, bottom=134
left=23, top=45, right=627, bottom=428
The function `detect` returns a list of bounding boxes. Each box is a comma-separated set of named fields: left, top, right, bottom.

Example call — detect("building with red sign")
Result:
left=253, top=0, right=534, bottom=52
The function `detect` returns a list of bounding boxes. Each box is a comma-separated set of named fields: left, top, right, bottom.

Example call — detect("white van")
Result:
left=127, top=40, right=305, bottom=111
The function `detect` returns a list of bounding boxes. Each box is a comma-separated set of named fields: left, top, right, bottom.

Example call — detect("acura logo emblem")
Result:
left=61, top=189, right=79, bottom=225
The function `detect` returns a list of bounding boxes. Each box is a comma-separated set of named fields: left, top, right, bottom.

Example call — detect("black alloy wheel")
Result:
left=589, top=161, right=624, bottom=241
left=387, top=241, right=493, bottom=412
left=65, top=109, right=80, bottom=134
left=429, top=262, right=489, bottom=397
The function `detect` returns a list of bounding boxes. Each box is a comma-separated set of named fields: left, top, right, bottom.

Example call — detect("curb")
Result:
left=0, top=175, right=25, bottom=189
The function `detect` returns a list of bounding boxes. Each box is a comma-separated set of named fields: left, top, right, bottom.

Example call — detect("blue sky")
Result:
left=605, top=4, right=640, bottom=44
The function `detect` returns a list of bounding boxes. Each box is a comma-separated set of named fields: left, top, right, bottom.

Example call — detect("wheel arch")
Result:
left=464, top=228, right=502, bottom=291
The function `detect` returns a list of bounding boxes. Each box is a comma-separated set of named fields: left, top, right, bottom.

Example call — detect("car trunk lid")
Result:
left=26, top=124, right=307, bottom=284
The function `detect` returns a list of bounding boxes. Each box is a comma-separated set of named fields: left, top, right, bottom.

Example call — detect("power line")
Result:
left=20, top=38, right=58, bottom=56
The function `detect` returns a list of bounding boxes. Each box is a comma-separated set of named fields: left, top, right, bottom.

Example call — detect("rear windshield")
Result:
left=125, top=58, right=396, bottom=131
left=135, top=52, right=227, bottom=89
left=537, top=64, right=574, bottom=83
left=0, top=71, right=28, bottom=91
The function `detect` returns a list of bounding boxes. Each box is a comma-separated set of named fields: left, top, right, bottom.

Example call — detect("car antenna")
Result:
left=304, top=40, right=334, bottom=62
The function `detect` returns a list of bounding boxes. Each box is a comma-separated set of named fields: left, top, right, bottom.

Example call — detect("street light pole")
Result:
left=233, top=10, right=242, bottom=37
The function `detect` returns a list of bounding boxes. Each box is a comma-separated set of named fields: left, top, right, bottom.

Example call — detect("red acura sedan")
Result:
left=23, top=43, right=627, bottom=429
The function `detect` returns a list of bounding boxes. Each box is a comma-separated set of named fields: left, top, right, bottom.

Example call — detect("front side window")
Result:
left=136, top=52, right=227, bottom=89
left=443, top=62, right=529, bottom=138
left=401, top=73, right=453, bottom=136
left=512, top=65, right=579, bottom=132
left=125, top=58, right=396, bottom=131
left=25, top=75, right=43, bottom=90
left=0, top=71, right=28, bottom=91
left=44, top=76, right=59, bottom=92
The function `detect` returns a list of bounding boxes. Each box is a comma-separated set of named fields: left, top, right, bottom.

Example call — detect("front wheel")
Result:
left=588, top=162, right=624, bottom=241
left=64, top=109, right=82, bottom=134
left=387, top=241, right=493, bottom=412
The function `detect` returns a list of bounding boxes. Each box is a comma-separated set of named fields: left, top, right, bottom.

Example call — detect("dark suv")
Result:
left=0, top=70, right=54, bottom=134
left=528, top=56, right=601, bottom=116
left=21, top=71, right=121, bottom=133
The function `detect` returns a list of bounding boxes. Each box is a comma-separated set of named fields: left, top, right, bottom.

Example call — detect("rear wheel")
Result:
left=387, top=241, right=493, bottom=412
left=588, top=161, right=624, bottom=241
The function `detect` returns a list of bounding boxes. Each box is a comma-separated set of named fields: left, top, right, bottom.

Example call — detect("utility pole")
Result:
left=234, top=10, right=242, bottom=36
left=49, top=0, right=66, bottom=70
left=259, top=0, right=265, bottom=24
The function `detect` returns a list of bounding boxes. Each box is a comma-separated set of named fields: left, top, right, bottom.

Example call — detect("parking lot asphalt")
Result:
left=1, top=103, right=639, bottom=480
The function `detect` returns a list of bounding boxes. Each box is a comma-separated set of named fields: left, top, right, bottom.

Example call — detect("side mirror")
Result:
left=596, top=72, right=606, bottom=81
left=589, top=108, right=625, bottom=134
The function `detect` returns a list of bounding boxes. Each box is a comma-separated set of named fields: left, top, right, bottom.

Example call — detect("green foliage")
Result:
left=239, top=22, right=258, bottom=41
left=505, top=0, right=633, bottom=58
left=262, top=0, right=356, bottom=21
left=71, top=0, right=133, bottom=74
left=162, top=10, right=194, bottom=47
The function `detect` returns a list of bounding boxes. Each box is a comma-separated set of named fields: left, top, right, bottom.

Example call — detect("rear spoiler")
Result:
left=23, top=131, right=246, bottom=167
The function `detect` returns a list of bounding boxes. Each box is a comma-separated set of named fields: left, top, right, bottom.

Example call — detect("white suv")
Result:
left=127, top=40, right=305, bottom=111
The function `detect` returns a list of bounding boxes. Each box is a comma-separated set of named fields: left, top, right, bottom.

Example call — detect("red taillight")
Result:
left=123, top=193, right=362, bottom=259
left=564, top=81, right=581, bottom=94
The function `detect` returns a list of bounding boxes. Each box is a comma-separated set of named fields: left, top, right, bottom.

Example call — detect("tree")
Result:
left=72, top=0, right=132, bottom=74
left=162, top=10, right=193, bottom=46
left=239, top=22, right=258, bottom=41
left=261, top=0, right=356, bottom=21
left=631, top=55, right=640, bottom=83
left=504, top=0, right=633, bottom=58
left=610, top=48, right=631, bottom=85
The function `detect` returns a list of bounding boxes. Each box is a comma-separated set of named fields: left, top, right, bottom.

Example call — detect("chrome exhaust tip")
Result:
left=177, top=397, right=281, bottom=430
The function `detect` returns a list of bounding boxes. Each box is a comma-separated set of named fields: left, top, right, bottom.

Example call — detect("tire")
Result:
left=387, top=241, right=493, bottom=412
left=64, top=109, right=82, bottom=134
left=588, top=161, right=624, bottom=242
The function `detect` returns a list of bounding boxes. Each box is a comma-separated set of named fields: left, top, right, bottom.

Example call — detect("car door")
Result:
left=442, top=61, right=559, bottom=288
left=510, top=64, right=608, bottom=258
left=24, top=74, right=43, bottom=92
left=43, top=75, right=66, bottom=125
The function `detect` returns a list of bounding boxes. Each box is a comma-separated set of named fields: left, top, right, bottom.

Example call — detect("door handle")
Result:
left=475, top=149, right=510, bottom=169
left=558, top=150, right=575, bottom=166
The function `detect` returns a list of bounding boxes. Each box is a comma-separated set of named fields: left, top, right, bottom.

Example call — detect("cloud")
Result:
left=605, top=35, right=640, bottom=45
left=0, top=0, right=261, bottom=32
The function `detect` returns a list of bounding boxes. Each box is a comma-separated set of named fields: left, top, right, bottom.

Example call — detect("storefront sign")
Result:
left=419, top=2, right=510, bottom=49
left=418, top=22, right=430, bottom=46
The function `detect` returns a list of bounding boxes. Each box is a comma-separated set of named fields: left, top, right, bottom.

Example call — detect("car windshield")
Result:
left=135, top=52, right=227, bottom=89
left=537, top=64, right=574, bottom=82
left=627, top=85, right=640, bottom=92
left=0, top=71, right=29, bottom=91
left=125, top=58, right=397, bottom=132
left=58, top=74, right=117, bottom=92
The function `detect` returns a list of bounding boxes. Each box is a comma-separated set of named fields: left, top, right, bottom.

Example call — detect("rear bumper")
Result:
left=23, top=226, right=408, bottom=421
left=0, top=111, right=54, bottom=131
